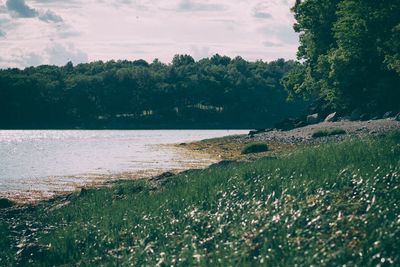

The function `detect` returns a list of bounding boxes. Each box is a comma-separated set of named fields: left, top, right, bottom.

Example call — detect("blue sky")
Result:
left=0, top=0, right=298, bottom=68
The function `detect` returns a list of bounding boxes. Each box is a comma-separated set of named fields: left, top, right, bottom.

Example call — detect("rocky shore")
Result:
left=245, top=118, right=400, bottom=145
left=179, top=118, right=400, bottom=160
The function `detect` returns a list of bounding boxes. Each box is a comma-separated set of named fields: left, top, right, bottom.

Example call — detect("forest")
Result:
left=0, top=56, right=305, bottom=129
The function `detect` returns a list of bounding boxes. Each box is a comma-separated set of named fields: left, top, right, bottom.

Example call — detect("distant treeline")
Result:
left=0, top=55, right=306, bottom=129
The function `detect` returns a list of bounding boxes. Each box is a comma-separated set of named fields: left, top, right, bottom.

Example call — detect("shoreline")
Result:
left=2, top=118, right=399, bottom=205
left=0, top=142, right=221, bottom=204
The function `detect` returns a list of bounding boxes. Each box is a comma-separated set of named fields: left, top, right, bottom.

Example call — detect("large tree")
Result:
left=283, top=0, right=400, bottom=113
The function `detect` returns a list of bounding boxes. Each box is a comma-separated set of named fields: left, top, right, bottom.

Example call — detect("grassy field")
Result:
left=1, top=132, right=399, bottom=266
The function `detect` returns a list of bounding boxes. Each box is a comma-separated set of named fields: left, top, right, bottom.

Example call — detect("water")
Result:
left=0, top=130, right=247, bottom=202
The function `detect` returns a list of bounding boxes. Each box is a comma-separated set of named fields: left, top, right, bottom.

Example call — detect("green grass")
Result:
left=312, top=128, right=347, bottom=138
left=1, top=132, right=399, bottom=266
left=241, top=142, right=269, bottom=154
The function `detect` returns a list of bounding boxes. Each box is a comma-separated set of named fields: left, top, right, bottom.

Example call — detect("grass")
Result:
left=312, top=128, right=347, bottom=138
left=241, top=142, right=269, bottom=154
left=1, top=132, right=399, bottom=266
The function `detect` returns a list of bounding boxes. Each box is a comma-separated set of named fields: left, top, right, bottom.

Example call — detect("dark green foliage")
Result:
left=284, top=0, right=400, bottom=113
left=0, top=56, right=306, bottom=129
left=241, top=142, right=269, bottom=154
left=312, top=128, right=346, bottom=138
left=0, top=198, right=14, bottom=209
left=0, top=221, right=14, bottom=266
left=1, top=133, right=399, bottom=266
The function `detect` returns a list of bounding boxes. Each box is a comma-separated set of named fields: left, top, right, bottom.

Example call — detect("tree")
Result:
left=284, top=0, right=400, bottom=113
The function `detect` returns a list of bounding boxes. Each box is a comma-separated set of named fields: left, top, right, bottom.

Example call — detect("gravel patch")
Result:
left=241, top=118, right=400, bottom=145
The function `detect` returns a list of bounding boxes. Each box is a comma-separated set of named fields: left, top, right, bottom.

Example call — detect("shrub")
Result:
left=241, top=142, right=269, bottom=154
left=312, top=128, right=346, bottom=138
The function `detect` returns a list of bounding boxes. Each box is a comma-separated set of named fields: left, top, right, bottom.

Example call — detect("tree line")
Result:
left=0, top=55, right=306, bottom=129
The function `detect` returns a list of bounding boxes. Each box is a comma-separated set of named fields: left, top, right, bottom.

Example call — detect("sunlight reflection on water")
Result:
left=0, top=130, right=247, bottom=202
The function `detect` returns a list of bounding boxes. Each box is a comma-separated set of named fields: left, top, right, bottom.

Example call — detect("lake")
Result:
left=0, top=130, right=248, bottom=202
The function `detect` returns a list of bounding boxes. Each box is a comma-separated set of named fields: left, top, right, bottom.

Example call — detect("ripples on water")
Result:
left=0, top=130, right=247, bottom=202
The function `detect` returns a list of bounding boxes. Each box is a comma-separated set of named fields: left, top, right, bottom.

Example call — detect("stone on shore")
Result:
left=324, top=112, right=337, bottom=122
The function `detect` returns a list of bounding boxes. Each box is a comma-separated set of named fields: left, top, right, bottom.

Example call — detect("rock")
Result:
left=382, top=111, right=394, bottom=119
left=0, top=198, right=14, bottom=209
left=324, top=112, right=337, bottom=122
left=248, top=128, right=272, bottom=136
left=350, top=109, right=362, bottom=121
left=274, top=118, right=298, bottom=131
left=306, top=113, right=320, bottom=125
left=248, top=129, right=264, bottom=136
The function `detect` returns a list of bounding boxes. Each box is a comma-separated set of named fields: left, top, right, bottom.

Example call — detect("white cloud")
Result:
left=0, top=0, right=298, bottom=68
left=253, top=3, right=272, bottom=19
left=39, top=9, right=63, bottom=23
left=178, top=0, right=226, bottom=12
left=46, top=43, right=88, bottom=65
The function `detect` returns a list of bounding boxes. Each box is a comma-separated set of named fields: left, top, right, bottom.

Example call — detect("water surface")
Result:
left=0, top=130, right=247, bottom=202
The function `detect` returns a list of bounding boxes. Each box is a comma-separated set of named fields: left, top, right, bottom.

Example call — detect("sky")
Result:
left=0, top=0, right=298, bottom=68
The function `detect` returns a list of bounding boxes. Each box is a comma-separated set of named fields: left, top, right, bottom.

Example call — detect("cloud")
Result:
left=0, top=0, right=299, bottom=68
left=0, top=4, right=8, bottom=13
left=0, top=16, right=17, bottom=38
left=253, top=3, right=272, bottom=19
left=259, top=25, right=298, bottom=45
left=0, top=42, right=88, bottom=68
left=46, top=43, right=88, bottom=65
left=0, top=49, right=44, bottom=69
left=263, top=41, right=283, bottom=47
left=6, top=0, right=38, bottom=18
left=39, top=9, right=63, bottom=23
left=191, top=45, right=211, bottom=60
left=23, top=52, right=43, bottom=66
left=57, top=29, right=81, bottom=39
left=6, top=0, right=63, bottom=23
left=179, top=0, right=226, bottom=12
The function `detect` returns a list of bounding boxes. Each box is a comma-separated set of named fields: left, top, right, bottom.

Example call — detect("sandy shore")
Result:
left=2, top=144, right=218, bottom=204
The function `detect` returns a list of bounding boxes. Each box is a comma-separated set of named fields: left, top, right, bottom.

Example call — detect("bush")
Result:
left=312, top=128, right=346, bottom=138
left=241, top=142, right=269, bottom=154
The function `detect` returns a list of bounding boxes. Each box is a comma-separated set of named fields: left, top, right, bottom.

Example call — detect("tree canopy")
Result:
left=0, top=56, right=305, bottom=129
left=283, top=0, right=400, bottom=113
